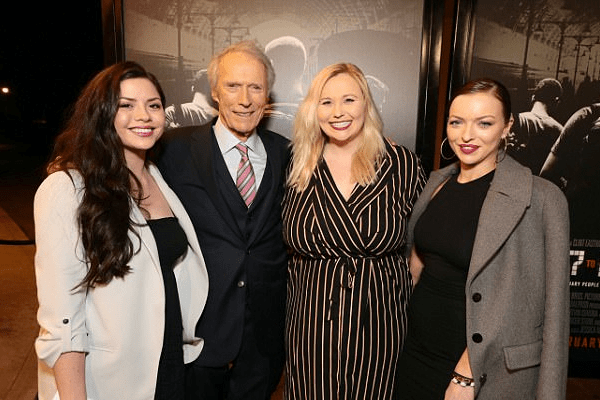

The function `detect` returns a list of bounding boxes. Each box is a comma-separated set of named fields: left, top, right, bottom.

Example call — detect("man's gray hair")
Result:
left=207, top=40, right=275, bottom=95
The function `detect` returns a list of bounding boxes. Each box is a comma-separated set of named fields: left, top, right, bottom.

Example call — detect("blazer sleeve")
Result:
left=537, top=179, right=570, bottom=399
left=34, top=171, right=89, bottom=368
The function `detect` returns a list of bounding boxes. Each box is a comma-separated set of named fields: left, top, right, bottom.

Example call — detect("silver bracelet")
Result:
left=451, top=371, right=475, bottom=387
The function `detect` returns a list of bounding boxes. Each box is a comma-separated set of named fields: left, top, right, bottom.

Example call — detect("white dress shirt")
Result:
left=213, top=117, right=267, bottom=189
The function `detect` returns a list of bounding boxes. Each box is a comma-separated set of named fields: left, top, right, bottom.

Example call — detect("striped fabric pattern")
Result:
left=235, top=143, right=256, bottom=207
left=282, top=145, right=426, bottom=399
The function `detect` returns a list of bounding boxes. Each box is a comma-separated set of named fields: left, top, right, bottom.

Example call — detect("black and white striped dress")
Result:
left=282, top=144, right=426, bottom=400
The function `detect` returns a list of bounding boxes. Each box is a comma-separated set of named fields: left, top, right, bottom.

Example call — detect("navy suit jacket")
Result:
left=157, top=119, right=289, bottom=366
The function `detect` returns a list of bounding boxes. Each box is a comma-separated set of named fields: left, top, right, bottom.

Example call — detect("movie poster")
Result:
left=468, top=0, right=600, bottom=371
left=121, top=0, right=425, bottom=149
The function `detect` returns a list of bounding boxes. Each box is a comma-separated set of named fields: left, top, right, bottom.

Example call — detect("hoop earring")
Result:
left=496, top=136, right=508, bottom=163
left=440, top=137, right=455, bottom=161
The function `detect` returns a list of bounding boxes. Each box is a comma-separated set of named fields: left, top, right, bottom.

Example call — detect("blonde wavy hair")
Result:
left=287, top=63, right=386, bottom=191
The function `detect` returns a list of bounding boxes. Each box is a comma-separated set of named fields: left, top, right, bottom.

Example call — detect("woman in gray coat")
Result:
left=396, top=79, right=570, bottom=399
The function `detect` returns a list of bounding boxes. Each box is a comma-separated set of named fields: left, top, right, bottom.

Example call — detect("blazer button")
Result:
left=237, top=280, right=246, bottom=288
left=479, top=373, right=487, bottom=385
left=472, top=333, right=483, bottom=343
left=472, top=293, right=482, bottom=302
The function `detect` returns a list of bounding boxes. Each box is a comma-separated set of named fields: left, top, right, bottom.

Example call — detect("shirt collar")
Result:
left=214, top=117, right=259, bottom=154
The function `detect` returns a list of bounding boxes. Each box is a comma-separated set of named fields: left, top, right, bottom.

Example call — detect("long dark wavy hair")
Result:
left=48, top=61, right=166, bottom=288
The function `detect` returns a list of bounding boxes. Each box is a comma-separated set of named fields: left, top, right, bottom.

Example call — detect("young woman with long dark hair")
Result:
left=34, top=61, right=208, bottom=400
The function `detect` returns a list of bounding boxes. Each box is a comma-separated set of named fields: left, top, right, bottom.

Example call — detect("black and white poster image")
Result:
left=122, top=0, right=424, bottom=149
left=469, top=0, right=600, bottom=370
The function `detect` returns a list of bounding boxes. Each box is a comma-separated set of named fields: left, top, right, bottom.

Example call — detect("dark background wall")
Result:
left=0, top=1, right=105, bottom=152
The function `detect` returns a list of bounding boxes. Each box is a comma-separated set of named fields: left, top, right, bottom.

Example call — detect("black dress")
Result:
left=147, top=217, right=188, bottom=400
left=396, top=170, right=494, bottom=399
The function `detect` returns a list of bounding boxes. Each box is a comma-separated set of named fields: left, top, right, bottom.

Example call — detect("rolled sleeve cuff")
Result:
left=35, top=321, right=88, bottom=368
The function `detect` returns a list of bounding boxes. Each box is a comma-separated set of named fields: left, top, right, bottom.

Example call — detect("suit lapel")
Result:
left=258, top=128, right=285, bottom=195
left=189, top=124, right=243, bottom=237
left=249, top=159, right=271, bottom=208
left=246, top=129, right=285, bottom=245
left=468, top=157, right=532, bottom=282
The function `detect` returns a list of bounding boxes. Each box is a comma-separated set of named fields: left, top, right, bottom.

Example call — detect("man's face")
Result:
left=212, top=51, right=269, bottom=141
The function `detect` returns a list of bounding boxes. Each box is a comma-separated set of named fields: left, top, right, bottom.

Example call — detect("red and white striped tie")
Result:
left=235, top=143, right=256, bottom=207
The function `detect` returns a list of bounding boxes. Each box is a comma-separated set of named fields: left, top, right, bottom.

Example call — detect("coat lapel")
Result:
left=129, top=199, right=162, bottom=275
left=407, top=157, right=533, bottom=282
left=148, top=164, right=203, bottom=255
left=467, top=157, right=532, bottom=282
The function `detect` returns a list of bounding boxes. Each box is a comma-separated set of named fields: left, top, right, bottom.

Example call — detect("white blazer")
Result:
left=34, top=164, right=209, bottom=400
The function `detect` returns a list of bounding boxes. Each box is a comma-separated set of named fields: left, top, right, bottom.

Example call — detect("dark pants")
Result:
left=185, top=316, right=283, bottom=400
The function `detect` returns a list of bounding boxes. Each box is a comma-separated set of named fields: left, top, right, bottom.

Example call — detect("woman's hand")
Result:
left=408, top=247, right=424, bottom=287
left=444, top=381, right=475, bottom=400
left=445, top=348, right=474, bottom=400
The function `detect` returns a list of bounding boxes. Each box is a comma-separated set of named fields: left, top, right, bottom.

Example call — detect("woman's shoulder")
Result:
left=532, top=174, right=568, bottom=207
left=35, top=170, right=84, bottom=206
left=498, top=156, right=561, bottom=195
left=499, top=157, right=567, bottom=211
left=386, top=142, right=421, bottom=166
left=387, top=142, right=412, bottom=156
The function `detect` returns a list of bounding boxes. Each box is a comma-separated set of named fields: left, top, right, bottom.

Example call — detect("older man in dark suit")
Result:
left=157, top=40, right=289, bottom=400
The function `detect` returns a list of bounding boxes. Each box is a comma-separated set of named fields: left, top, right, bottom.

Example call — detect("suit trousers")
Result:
left=185, top=307, right=284, bottom=400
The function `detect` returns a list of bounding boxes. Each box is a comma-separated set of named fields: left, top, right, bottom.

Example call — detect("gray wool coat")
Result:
left=405, top=156, right=570, bottom=399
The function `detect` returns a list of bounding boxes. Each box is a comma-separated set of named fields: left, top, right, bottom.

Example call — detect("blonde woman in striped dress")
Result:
left=282, top=63, right=426, bottom=399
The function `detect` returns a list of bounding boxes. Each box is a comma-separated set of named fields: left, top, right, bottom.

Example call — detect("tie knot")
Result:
left=235, top=143, right=249, bottom=156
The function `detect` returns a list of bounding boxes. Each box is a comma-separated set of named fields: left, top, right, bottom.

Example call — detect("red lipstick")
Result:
left=459, top=144, right=479, bottom=155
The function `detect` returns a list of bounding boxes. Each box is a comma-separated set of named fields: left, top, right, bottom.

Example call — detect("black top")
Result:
left=414, top=170, right=495, bottom=294
left=397, top=170, right=494, bottom=399
left=147, top=217, right=188, bottom=400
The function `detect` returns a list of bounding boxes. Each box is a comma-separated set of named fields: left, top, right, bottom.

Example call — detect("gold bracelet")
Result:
left=451, top=371, right=475, bottom=387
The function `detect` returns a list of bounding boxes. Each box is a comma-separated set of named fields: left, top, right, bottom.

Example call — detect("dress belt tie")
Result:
left=327, top=256, right=378, bottom=321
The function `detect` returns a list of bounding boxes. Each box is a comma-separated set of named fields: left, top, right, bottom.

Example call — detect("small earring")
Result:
left=440, top=137, right=455, bottom=160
